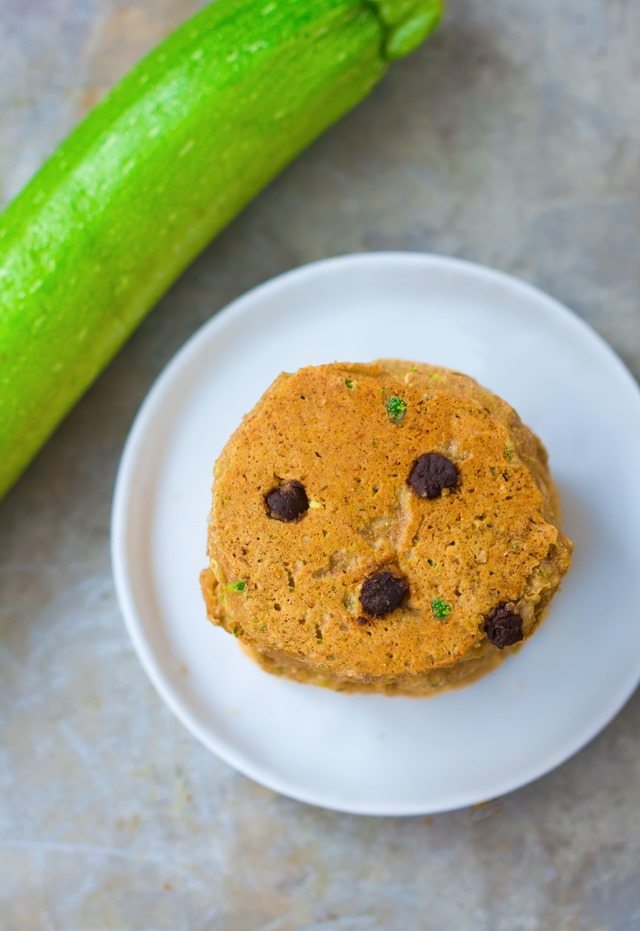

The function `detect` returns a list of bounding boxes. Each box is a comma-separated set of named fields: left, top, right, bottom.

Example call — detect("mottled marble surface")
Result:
left=1, top=2, right=639, bottom=929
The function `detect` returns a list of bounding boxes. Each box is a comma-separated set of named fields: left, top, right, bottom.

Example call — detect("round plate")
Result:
left=111, top=253, right=640, bottom=816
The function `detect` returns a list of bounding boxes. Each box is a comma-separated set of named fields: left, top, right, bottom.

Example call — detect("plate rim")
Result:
left=111, top=251, right=640, bottom=816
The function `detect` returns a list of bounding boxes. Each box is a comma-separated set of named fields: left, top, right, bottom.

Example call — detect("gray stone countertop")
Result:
left=1, top=2, right=639, bottom=929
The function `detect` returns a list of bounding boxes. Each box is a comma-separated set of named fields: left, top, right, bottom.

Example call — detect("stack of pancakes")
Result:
left=201, top=360, right=572, bottom=696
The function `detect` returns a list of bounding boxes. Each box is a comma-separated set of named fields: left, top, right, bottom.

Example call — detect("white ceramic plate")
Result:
left=112, top=253, right=640, bottom=816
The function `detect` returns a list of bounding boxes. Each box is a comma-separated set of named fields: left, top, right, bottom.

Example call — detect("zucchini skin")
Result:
left=0, top=0, right=442, bottom=498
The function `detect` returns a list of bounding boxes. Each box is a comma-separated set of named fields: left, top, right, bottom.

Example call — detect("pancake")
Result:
left=200, top=360, right=572, bottom=696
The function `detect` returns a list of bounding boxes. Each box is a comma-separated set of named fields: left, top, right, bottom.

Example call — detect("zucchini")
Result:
left=0, top=0, right=442, bottom=498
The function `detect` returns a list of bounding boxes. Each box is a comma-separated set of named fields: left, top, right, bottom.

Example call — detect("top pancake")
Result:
left=203, top=360, right=571, bottom=683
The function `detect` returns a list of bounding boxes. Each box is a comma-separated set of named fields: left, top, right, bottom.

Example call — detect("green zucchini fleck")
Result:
left=431, top=597, right=452, bottom=619
left=386, top=395, right=408, bottom=423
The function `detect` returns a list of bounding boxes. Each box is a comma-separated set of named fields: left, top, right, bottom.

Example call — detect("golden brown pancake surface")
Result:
left=201, top=360, right=572, bottom=695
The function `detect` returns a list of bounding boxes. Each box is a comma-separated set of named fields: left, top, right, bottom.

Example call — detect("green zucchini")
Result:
left=0, top=0, right=442, bottom=498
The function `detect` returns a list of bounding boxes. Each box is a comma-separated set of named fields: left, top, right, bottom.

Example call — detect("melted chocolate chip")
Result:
left=407, top=453, right=460, bottom=499
left=484, top=603, right=523, bottom=649
left=265, top=480, right=308, bottom=522
left=359, top=570, right=409, bottom=617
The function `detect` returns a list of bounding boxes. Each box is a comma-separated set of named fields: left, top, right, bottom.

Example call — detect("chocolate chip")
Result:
left=359, top=570, right=409, bottom=617
left=484, top=603, right=523, bottom=649
left=356, top=616, right=370, bottom=626
left=407, top=453, right=459, bottom=499
left=265, top=480, right=308, bottom=522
